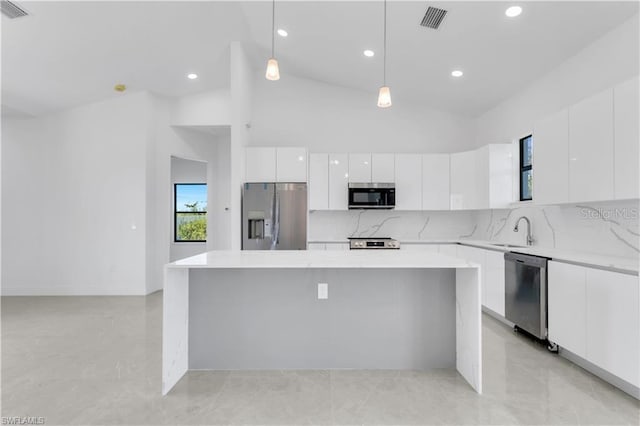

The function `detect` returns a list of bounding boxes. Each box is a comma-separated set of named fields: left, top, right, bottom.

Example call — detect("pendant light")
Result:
left=377, top=0, right=391, bottom=108
left=265, top=0, right=280, bottom=81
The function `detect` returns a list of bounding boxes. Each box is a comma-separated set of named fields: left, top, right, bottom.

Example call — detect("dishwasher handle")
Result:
left=504, top=251, right=549, bottom=268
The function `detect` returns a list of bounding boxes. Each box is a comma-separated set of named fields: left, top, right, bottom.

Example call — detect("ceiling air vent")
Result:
left=1, top=0, right=28, bottom=19
left=420, top=6, right=447, bottom=30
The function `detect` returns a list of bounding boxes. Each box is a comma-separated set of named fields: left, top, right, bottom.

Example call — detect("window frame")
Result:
left=174, top=183, right=207, bottom=243
left=519, top=135, right=533, bottom=201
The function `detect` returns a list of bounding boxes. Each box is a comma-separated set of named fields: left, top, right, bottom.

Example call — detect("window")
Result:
left=174, top=183, right=207, bottom=242
left=519, top=135, right=533, bottom=201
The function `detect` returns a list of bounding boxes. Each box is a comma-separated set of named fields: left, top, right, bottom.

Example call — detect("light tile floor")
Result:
left=2, top=292, right=639, bottom=425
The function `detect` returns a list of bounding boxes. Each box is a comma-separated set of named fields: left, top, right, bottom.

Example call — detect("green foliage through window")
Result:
left=175, top=184, right=207, bottom=242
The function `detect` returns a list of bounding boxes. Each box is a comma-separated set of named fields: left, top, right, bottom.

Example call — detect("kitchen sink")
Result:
left=490, top=243, right=528, bottom=248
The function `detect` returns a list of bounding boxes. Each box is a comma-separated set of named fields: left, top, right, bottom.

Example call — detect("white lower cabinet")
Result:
left=548, top=261, right=587, bottom=358
left=484, top=250, right=505, bottom=316
left=307, top=243, right=326, bottom=250
left=586, top=268, right=639, bottom=387
left=438, top=244, right=458, bottom=257
left=548, top=260, right=639, bottom=387
left=400, top=244, right=439, bottom=253
left=325, top=243, right=349, bottom=251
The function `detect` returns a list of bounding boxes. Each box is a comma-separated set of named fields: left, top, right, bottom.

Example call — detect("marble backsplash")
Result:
left=309, top=199, right=640, bottom=259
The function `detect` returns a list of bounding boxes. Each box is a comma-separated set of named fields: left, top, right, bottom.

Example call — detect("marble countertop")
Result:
left=168, top=250, right=480, bottom=269
left=308, top=239, right=638, bottom=274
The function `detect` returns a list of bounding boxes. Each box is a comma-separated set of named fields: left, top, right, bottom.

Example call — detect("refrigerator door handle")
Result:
left=274, top=191, right=281, bottom=247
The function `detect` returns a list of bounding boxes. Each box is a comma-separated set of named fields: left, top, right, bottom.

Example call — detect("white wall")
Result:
left=170, top=157, right=207, bottom=261
left=170, top=89, right=231, bottom=127
left=475, top=13, right=639, bottom=145
left=250, top=73, right=475, bottom=154
left=229, top=42, right=253, bottom=249
left=2, top=92, right=152, bottom=295
left=145, top=94, right=231, bottom=294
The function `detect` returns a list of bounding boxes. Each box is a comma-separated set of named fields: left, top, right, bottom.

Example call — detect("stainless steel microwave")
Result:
left=348, top=183, right=395, bottom=209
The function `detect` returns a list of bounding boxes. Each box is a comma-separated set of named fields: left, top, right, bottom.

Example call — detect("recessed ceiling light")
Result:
left=451, top=70, right=464, bottom=77
left=505, top=6, right=522, bottom=17
left=363, top=50, right=375, bottom=57
left=187, top=73, right=198, bottom=80
left=277, top=28, right=288, bottom=37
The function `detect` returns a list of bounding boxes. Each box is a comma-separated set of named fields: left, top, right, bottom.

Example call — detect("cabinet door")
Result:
left=245, top=147, right=276, bottom=182
left=309, top=154, right=329, bottom=210
left=307, top=243, right=326, bottom=250
left=475, top=146, right=490, bottom=210
left=401, top=244, right=439, bottom=253
left=438, top=244, right=458, bottom=257
left=614, top=77, right=640, bottom=200
left=371, top=154, right=395, bottom=182
left=484, top=250, right=505, bottom=316
left=489, top=144, right=514, bottom=208
left=586, top=269, right=639, bottom=386
left=328, top=154, right=349, bottom=210
left=534, top=109, right=569, bottom=205
left=348, top=153, right=371, bottom=183
left=422, top=154, right=450, bottom=210
left=569, top=90, right=614, bottom=202
left=394, top=154, right=422, bottom=210
left=450, top=151, right=476, bottom=210
left=548, top=261, right=587, bottom=358
left=276, top=147, right=307, bottom=182
left=325, top=243, right=349, bottom=251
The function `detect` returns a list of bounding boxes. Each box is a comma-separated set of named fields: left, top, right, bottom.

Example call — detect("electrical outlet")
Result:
left=317, top=283, right=328, bottom=300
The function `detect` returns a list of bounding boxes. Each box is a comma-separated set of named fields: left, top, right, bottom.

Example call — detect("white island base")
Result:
left=162, top=251, right=482, bottom=396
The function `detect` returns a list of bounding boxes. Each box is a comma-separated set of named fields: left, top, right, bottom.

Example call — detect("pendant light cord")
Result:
left=383, top=0, right=387, bottom=86
left=271, top=0, right=275, bottom=58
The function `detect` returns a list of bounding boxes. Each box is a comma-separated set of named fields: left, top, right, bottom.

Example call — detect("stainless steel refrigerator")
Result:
left=242, top=183, right=307, bottom=250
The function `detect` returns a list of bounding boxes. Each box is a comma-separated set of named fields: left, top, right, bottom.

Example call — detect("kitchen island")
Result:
left=162, top=250, right=482, bottom=396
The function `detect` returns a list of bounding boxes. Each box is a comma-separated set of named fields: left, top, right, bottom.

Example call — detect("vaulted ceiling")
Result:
left=2, top=1, right=638, bottom=118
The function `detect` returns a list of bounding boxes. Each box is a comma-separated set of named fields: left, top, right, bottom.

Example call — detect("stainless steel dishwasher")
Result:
left=504, top=252, right=552, bottom=344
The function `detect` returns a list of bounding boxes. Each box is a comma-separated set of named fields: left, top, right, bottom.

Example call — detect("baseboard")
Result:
left=1, top=287, right=146, bottom=296
left=559, top=348, right=640, bottom=400
left=481, top=306, right=514, bottom=328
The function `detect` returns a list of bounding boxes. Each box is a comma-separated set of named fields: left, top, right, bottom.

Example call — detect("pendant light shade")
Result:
left=378, top=0, right=391, bottom=108
left=265, top=58, right=280, bottom=81
left=265, top=0, right=280, bottom=81
left=377, top=86, right=392, bottom=108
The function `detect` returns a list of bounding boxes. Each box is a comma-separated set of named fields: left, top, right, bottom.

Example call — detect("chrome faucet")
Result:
left=514, top=216, right=534, bottom=246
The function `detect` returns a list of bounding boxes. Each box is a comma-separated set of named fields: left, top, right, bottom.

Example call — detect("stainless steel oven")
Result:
left=348, top=183, right=395, bottom=209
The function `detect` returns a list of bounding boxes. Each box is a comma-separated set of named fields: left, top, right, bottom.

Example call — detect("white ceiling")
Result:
left=2, top=1, right=638, bottom=118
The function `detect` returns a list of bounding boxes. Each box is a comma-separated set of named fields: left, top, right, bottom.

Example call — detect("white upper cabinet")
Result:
left=328, top=153, right=349, bottom=210
left=586, top=268, right=639, bottom=387
left=246, top=147, right=307, bottom=183
left=394, top=154, right=422, bottom=210
left=421, top=154, right=450, bottom=210
left=309, top=153, right=329, bottom=210
left=245, top=147, right=277, bottom=182
left=276, top=147, right=307, bottom=182
left=371, top=154, right=395, bottom=182
left=569, top=89, right=614, bottom=203
left=450, top=150, right=476, bottom=210
left=614, top=77, right=640, bottom=200
left=533, top=108, right=569, bottom=205
left=348, top=153, right=371, bottom=183
left=487, top=144, right=514, bottom=208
